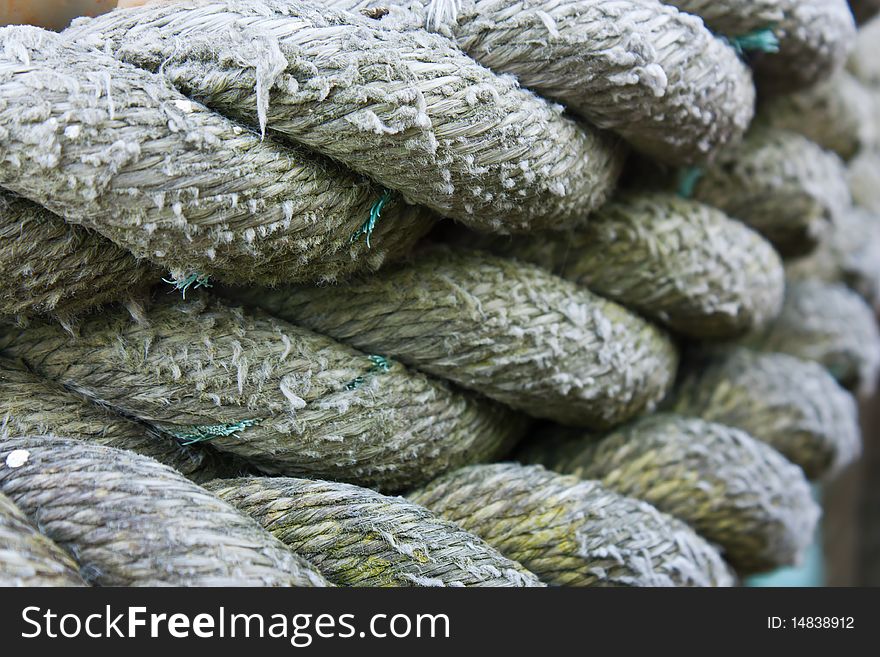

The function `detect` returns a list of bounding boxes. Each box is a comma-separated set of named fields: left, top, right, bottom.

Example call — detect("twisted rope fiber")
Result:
left=786, top=207, right=880, bottom=309
left=663, top=0, right=783, bottom=36
left=0, top=193, right=156, bottom=322
left=408, top=463, right=735, bottom=587
left=320, top=0, right=754, bottom=166
left=70, top=0, right=624, bottom=234
left=0, top=296, right=519, bottom=491
left=753, top=0, right=856, bottom=94
left=691, top=127, right=852, bottom=257
left=0, top=491, right=86, bottom=587
left=222, top=246, right=678, bottom=428
left=205, top=476, right=544, bottom=587
left=848, top=151, right=880, bottom=215
left=477, top=193, right=785, bottom=339
left=671, top=348, right=861, bottom=480
left=740, top=278, right=880, bottom=395
left=849, top=0, right=880, bottom=24
left=0, top=436, right=329, bottom=586
left=757, top=71, right=878, bottom=161
left=0, top=26, right=430, bottom=288
left=0, top=356, right=235, bottom=483
left=520, top=414, right=820, bottom=574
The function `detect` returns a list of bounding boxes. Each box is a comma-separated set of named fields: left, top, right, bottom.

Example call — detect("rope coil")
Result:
left=664, top=0, right=783, bottom=37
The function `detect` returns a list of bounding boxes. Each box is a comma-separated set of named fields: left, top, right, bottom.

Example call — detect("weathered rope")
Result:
left=0, top=193, right=154, bottom=323
left=205, top=476, right=544, bottom=587
left=318, top=0, right=755, bottom=165
left=0, top=436, right=329, bottom=586
left=520, top=413, right=820, bottom=574
left=671, top=348, right=861, bottom=480
left=849, top=0, right=880, bottom=24
left=848, top=151, right=880, bottom=215
left=0, top=26, right=430, bottom=287
left=408, top=463, right=735, bottom=587
left=0, top=491, right=86, bottom=587
left=663, top=0, right=783, bottom=37
left=757, top=70, right=878, bottom=161
left=691, top=127, right=851, bottom=257
left=740, top=278, right=880, bottom=395
left=752, top=0, right=856, bottom=94
left=0, top=356, right=233, bottom=483
left=222, top=247, right=678, bottom=428
left=69, top=0, right=624, bottom=233
left=477, top=193, right=784, bottom=339
left=0, top=296, right=518, bottom=491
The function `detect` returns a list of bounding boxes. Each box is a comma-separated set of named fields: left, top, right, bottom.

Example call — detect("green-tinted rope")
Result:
left=723, top=27, right=779, bottom=57
left=351, top=190, right=392, bottom=248
left=163, top=272, right=212, bottom=299
left=345, top=354, right=392, bottom=390
left=677, top=167, right=704, bottom=199
left=171, top=419, right=261, bottom=446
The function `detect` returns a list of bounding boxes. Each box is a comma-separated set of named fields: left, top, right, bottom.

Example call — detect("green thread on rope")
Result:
left=724, top=27, right=779, bottom=57
left=345, top=354, right=392, bottom=390
left=171, top=418, right=261, bottom=446
left=677, top=167, right=704, bottom=199
left=351, top=190, right=392, bottom=248
left=163, top=272, right=212, bottom=299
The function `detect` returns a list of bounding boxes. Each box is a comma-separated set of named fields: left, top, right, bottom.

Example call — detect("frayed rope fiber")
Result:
left=204, top=476, right=545, bottom=587
left=671, top=348, right=861, bottom=480
left=475, top=193, right=785, bottom=340
left=0, top=26, right=431, bottom=288
left=0, top=356, right=236, bottom=483
left=0, top=296, right=520, bottom=491
left=320, top=0, right=755, bottom=166
left=664, top=0, right=783, bottom=37
left=0, top=436, right=330, bottom=587
left=408, top=463, right=735, bottom=587
left=0, top=491, right=86, bottom=587
left=520, top=414, right=820, bottom=575
left=69, top=0, right=624, bottom=234
left=221, top=246, right=679, bottom=428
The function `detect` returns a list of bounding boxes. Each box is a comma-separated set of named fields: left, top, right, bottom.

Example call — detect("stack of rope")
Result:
left=1, top=0, right=877, bottom=587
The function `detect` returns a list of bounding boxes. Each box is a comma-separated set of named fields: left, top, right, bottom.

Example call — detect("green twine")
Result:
left=345, top=354, right=392, bottom=390
left=163, top=273, right=212, bottom=299
left=351, top=190, right=392, bottom=248
left=171, top=419, right=261, bottom=446
left=677, top=167, right=704, bottom=199
left=723, top=27, right=779, bottom=57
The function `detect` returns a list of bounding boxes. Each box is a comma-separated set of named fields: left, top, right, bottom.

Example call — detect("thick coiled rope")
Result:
left=407, top=463, right=734, bottom=587
left=477, top=193, right=784, bottom=339
left=69, top=0, right=624, bottom=233
left=848, top=151, right=880, bottom=214
left=671, top=348, right=861, bottom=479
left=741, top=278, right=880, bottom=394
left=0, top=296, right=518, bottom=491
left=205, top=476, right=544, bottom=587
left=0, top=193, right=154, bottom=323
left=847, top=16, right=880, bottom=87
left=0, top=26, right=430, bottom=287
left=222, top=247, right=679, bottom=428
left=663, top=0, right=783, bottom=36
left=318, top=0, right=755, bottom=165
left=757, top=71, right=878, bottom=161
left=0, top=491, right=86, bottom=587
left=0, top=436, right=329, bottom=586
left=691, top=127, right=851, bottom=257
left=0, top=356, right=233, bottom=483
left=521, top=413, right=820, bottom=574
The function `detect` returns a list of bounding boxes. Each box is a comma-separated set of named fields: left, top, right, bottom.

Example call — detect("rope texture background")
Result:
left=664, top=0, right=783, bottom=36
left=222, top=247, right=679, bottom=428
left=206, top=476, right=545, bottom=587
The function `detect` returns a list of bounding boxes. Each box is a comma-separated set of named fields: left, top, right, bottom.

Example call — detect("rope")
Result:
left=758, top=70, right=878, bottom=161
left=520, top=413, right=820, bottom=575
left=221, top=247, right=679, bottom=428
left=0, top=193, right=154, bottom=323
left=408, top=463, right=735, bottom=587
left=0, top=436, right=329, bottom=586
left=0, top=26, right=430, bottom=288
left=68, top=0, right=624, bottom=233
left=740, top=278, right=880, bottom=395
left=0, top=296, right=519, bottom=491
left=664, top=0, right=783, bottom=37
left=848, top=16, right=880, bottom=86
left=671, top=347, right=861, bottom=480
left=478, top=193, right=785, bottom=339
left=0, top=356, right=234, bottom=483
left=848, top=151, right=880, bottom=215
left=690, top=127, right=852, bottom=257
left=318, top=0, right=755, bottom=166
left=0, top=491, right=86, bottom=587
left=205, top=476, right=545, bottom=587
